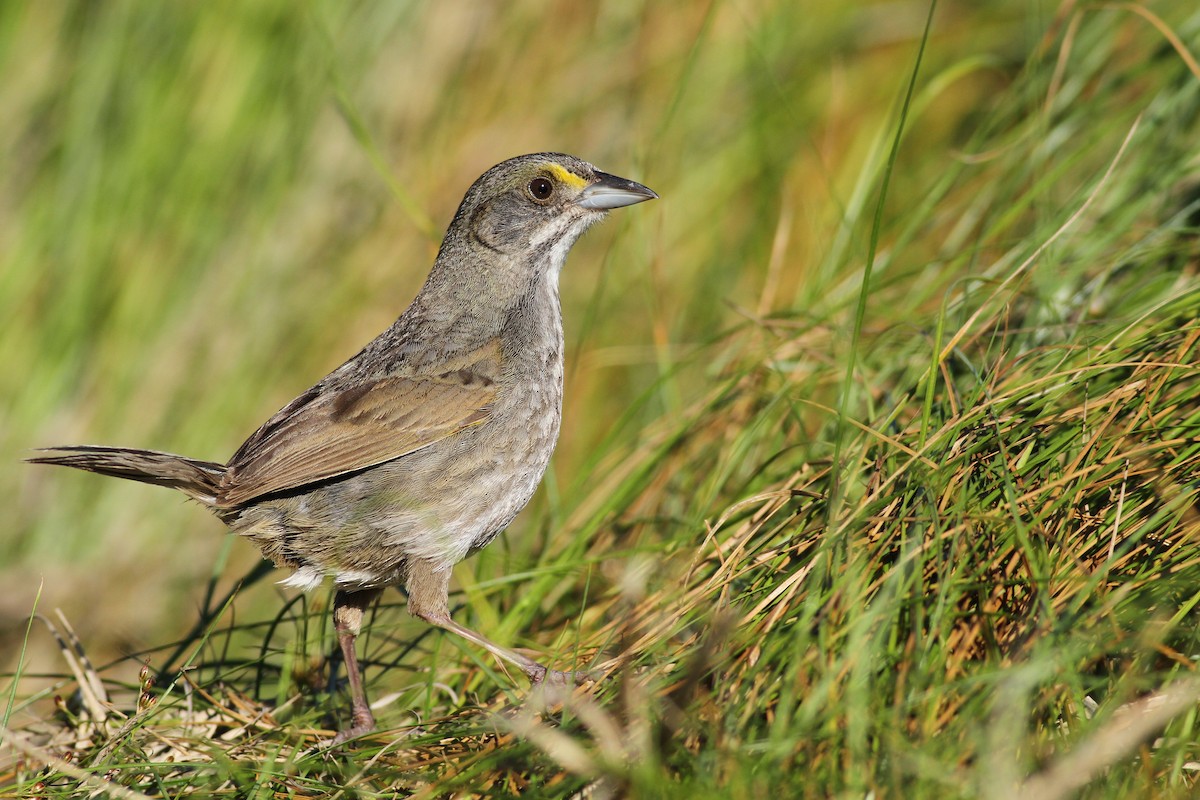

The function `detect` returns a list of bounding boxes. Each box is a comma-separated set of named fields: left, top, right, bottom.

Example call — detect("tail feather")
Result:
left=27, top=446, right=226, bottom=505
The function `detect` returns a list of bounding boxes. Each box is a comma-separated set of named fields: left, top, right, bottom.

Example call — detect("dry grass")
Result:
left=5, top=1, right=1200, bottom=797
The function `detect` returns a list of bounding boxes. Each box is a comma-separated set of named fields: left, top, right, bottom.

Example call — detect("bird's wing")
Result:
left=217, top=358, right=499, bottom=509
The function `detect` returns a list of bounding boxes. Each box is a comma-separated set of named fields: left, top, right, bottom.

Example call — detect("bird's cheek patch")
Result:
left=469, top=200, right=516, bottom=253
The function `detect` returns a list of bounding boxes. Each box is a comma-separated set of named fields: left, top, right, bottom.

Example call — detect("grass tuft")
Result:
left=5, top=2, right=1200, bottom=797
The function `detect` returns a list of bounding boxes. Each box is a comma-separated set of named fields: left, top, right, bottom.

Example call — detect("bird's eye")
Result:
left=528, top=177, right=554, bottom=201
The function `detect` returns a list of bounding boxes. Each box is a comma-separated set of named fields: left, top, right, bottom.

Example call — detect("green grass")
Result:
left=4, top=1, right=1200, bottom=797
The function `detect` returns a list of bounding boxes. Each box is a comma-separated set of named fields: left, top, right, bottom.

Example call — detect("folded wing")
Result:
left=218, top=367, right=497, bottom=508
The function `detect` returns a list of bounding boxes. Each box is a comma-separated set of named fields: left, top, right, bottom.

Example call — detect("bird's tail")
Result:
left=27, top=446, right=226, bottom=506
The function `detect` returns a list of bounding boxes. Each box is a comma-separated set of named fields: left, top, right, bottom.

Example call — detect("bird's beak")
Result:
left=577, top=170, right=658, bottom=210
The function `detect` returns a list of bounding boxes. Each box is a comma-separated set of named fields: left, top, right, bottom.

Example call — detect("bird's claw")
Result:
left=328, top=706, right=376, bottom=746
left=526, top=664, right=600, bottom=687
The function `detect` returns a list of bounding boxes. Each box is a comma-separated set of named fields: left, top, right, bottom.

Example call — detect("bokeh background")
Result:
left=2, top=1, right=1022, bottom=672
left=4, top=8, right=1200, bottom=789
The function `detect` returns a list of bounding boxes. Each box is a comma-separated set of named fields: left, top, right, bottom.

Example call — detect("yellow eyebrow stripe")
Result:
left=546, top=163, right=588, bottom=191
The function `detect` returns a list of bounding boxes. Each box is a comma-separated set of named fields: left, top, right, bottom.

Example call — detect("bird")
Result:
left=28, top=152, right=657, bottom=742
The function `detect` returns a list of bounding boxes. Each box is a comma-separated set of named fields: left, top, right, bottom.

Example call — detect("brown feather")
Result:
left=217, top=346, right=502, bottom=508
left=26, top=446, right=225, bottom=504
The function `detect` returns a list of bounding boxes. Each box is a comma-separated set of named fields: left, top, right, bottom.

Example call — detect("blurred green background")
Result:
left=7, top=2, right=1200, bottom=795
left=2, top=0, right=1194, bottom=698
left=0, top=1, right=941, bottom=665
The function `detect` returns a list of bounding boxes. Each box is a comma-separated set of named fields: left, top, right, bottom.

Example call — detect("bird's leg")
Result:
left=434, top=614, right=596, bottom=686
left=405, top=561, right=595, bottom=687
left=330, top=587, right=383, bottom=743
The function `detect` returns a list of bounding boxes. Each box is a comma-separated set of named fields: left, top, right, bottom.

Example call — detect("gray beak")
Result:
left=577, top=170, right=658, bottom=210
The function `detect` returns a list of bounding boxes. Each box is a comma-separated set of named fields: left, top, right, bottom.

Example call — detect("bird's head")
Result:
left=443, top=152, right=655, bottom=272
left=414, top=153, right=655, bottom=335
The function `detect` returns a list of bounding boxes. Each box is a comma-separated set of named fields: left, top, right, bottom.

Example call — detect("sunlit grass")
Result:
left=4, top=1, right=1200, bottom=797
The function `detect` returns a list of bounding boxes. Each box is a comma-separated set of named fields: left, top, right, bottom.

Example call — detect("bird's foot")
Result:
left=526, top=663, right=600, bottom=687
left=328, top=705, right=376, bottom=746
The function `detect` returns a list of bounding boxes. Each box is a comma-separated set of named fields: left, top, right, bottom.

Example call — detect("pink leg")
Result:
left=405, top=561, right=595, bottom=686
left=330, top=588, right=382, bottom=744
